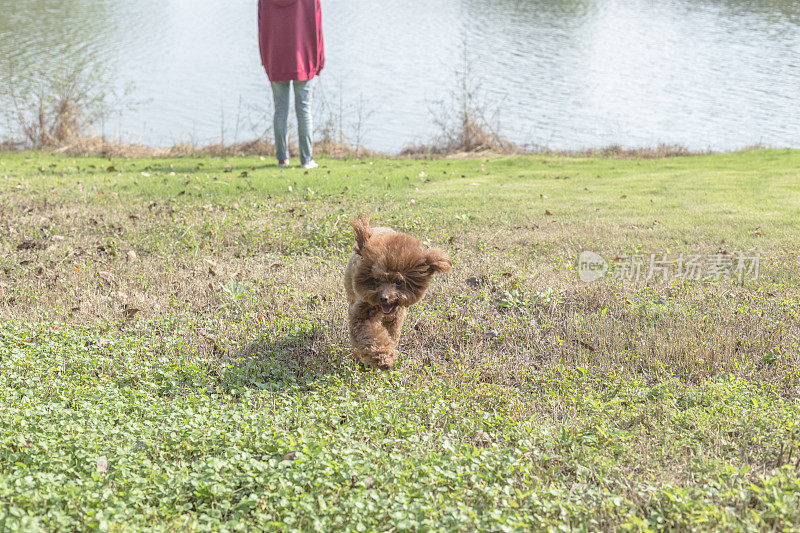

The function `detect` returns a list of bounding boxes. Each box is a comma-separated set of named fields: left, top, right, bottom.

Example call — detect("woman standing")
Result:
left=258, top=0, right=324, bottom=169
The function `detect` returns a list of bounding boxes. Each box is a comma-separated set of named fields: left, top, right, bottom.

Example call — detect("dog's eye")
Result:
left=394, top=279, right=404, bottom=287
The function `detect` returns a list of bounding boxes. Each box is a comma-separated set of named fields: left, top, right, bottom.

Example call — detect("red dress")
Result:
left=258, top=0, right=325, bottom=82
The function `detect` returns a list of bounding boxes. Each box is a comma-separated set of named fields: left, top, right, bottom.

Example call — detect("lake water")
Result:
left=1, top=0, right=799, bottom=153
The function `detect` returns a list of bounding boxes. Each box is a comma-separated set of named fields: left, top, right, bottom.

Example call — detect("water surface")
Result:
left=1, top=0, right=798, bottom=152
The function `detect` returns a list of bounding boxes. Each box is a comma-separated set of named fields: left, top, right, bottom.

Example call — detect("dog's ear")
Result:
left=350, top=215, right=372, bottom=254
left=425, top=248, right=452, bottom=274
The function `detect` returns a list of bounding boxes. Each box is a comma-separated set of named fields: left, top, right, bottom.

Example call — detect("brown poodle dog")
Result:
left=344, top=216, right=452, bottom=370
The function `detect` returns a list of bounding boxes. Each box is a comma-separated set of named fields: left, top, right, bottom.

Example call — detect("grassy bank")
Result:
left=1, top=149, right=799, bottom=530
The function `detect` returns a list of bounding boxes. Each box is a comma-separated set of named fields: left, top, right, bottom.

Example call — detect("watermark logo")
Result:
left=578, top=251, right=608, bottom=283
left=577, top=250, right=761, bottom=283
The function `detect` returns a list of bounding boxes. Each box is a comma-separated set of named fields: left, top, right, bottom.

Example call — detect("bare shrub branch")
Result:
left=0, top=58, right=134, bottom=148
left=402, top=36, right=518, bottom=157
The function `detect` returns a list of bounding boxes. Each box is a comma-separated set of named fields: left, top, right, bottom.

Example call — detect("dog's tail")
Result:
left=350, top=215, right=372, bottom=254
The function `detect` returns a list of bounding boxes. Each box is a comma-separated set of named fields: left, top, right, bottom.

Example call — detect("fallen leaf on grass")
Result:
left=473, top=432, right=492, bottom=446
left=122, top=307, right=140, bottom=320
left=465, top=276, right=488, bottom=288
left=198, top=330, right=225, bottom=357
left=575, top=339, right=596, bottom=352
left=98, top=271, right=116, bottom=284
left=17, top=240, right=45, bottom=251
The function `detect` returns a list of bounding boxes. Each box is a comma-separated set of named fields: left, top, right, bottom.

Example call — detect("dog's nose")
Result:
left=380, top=295, right=389, bottom=303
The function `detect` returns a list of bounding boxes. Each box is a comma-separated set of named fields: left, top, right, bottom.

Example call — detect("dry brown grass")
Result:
left=399, top=120, right=519, bottom=157
left=314, top=140, right=381, bottom=159
left=45, top=137, right=277, bottom=158
left=9, top=136, right=381, bottom=160
left=536, top=143, right=702, bottom=159
left=3, top=132, right=768, bottom=161
left=38, top=138, right=749, bottom=160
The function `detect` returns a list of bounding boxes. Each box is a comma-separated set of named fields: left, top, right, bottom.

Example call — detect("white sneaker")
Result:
left=301, top=160, right=319, bottom=170
left=278, top=159, right=290, bottom=168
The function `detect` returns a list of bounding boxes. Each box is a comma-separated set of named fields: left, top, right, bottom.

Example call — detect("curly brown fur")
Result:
left=344, top=215, right=452, bottom=370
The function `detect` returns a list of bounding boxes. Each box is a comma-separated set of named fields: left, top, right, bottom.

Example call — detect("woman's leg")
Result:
left=293, top=79, right=315, bottom=165
left=270, top=81, right=291, bottom=162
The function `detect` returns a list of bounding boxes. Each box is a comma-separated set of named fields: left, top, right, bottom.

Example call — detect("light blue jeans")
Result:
left=271, top=79, right=314, bottom=165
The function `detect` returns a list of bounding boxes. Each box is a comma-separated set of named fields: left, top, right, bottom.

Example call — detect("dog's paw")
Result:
left=351, top=351, right=372, bottom=372
left=359, top=347, right=400, bottom=371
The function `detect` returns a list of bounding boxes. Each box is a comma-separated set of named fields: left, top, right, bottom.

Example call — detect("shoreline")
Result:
left=0, top=136, right=779, bottom=160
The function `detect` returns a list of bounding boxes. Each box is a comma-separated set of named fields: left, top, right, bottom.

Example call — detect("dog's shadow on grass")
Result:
left=218, top=329, right=349, bottom=392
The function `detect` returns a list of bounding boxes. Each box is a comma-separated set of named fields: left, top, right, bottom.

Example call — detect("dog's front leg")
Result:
left=382, top=307, right=406, bottom=345
left=349, top=303, right=399, bottom=369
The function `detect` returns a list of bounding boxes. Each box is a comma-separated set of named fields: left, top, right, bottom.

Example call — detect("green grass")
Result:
left=1, top=149, right=799, bottom=531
